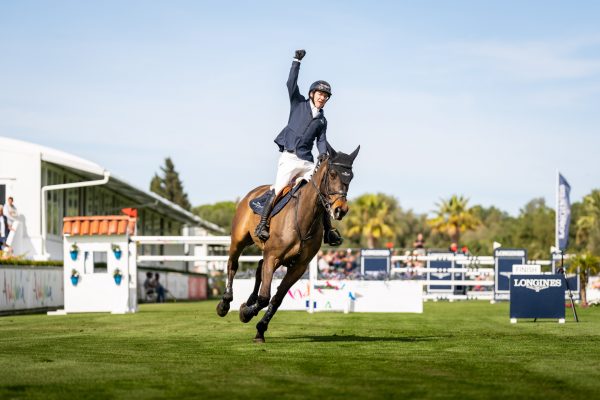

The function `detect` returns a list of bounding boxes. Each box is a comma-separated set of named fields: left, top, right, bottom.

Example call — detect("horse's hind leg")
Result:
left=254, top=263, right=307, bottom=343
left=240, top=254, right=277, bottom=324
left=216, top=233, right=251, bottom=317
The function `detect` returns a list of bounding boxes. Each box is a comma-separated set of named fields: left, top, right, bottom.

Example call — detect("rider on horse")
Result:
left=254, top=49, right=343, bottom=246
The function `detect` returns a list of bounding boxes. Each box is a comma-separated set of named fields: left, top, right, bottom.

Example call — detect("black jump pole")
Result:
left=558, top=250, right=579, bottom=323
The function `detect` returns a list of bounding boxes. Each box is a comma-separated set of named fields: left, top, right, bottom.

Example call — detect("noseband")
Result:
left=311, top=158, right=351, bottom=213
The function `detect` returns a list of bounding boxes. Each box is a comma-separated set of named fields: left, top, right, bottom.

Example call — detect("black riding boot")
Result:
left=323, top=212, right=343, bottom=246
left=255, top=189, right=276, bottom=241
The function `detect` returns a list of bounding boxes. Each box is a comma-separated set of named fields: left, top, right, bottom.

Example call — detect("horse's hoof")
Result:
left=216, top=301, right=230, bottom=317
left=239, top=303, right=256, bottom=323
left=253, top=337, right=265, bottom=344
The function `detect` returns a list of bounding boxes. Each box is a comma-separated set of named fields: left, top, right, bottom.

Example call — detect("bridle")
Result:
left=311, top=157, right=352, bottom=214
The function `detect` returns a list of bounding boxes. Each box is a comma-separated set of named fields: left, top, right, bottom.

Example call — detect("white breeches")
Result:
left=272, top=151, right=315, bottom=194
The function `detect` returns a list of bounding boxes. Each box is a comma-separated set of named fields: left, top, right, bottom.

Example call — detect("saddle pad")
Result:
left=250, top=180, right=307, bottom=218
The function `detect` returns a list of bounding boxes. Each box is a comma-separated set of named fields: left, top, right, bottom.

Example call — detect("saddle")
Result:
left=249, top=180, right=307, bottom=218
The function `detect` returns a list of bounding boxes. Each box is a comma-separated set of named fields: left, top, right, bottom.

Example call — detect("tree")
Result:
left=576, top=190, right=600, bottom=255
left=568, top=253, right=600, bottom=306
left=461, top=205, right=515, bottom=255
left=150, top=158, right=192, bottom=211
left=427, top=195, right=480, bottom=246
left=511, top=198, right=555, bottom=259
left=193, top=201, right=237, bottom=234
left=342, top=193, right=397, bottom=248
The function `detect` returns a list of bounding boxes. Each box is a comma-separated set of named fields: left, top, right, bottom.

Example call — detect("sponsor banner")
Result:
left=510, top=274, right=565, bottom=319
left=512, top=264, right=541, bottom=275
left=427, top=252, right=455, bottom=292
left=494, top=248, right=527, bottom=296
left=495, top=249, right=526, bottom=257
left=361, top=249, right=391, bottom=275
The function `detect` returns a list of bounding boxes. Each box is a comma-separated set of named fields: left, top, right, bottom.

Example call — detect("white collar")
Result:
left=310, top=99, right=322, bottom=116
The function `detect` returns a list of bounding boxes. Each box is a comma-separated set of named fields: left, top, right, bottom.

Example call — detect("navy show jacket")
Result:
left=274, top=61, right=327, bottom=163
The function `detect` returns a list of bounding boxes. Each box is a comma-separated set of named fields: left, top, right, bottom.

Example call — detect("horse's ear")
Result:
left=326, top=141, right=337, bottom=158
left=349, top=145, right=360, bottom=163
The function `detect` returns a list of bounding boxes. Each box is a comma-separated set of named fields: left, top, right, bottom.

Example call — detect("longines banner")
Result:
left=510, top=274, right=565, bottom=320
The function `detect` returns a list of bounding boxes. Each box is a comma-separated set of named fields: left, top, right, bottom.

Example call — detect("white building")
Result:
left=0, top=137, right=223, bottom=264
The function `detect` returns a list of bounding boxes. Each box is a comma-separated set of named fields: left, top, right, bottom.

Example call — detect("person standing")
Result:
left=254, top=49, right=342, bottom=246
left=0, top=205, right=11, bottom=251
left=3, top=197, right=18, bottom=224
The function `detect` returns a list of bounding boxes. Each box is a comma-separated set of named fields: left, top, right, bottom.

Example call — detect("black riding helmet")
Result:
left=309, top=80, right=332, bottom=98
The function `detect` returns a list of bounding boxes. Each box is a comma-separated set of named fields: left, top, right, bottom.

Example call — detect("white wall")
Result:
left=0, top=267, right=63, bottom=312
left=230, top=279, right=423, bottom=313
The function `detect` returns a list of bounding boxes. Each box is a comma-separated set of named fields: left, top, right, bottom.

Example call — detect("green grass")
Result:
left=1, top=301, right=599, bottom=399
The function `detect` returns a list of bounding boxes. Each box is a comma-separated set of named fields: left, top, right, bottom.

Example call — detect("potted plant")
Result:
left=111, top=244, right=122, bottom=260
left=71, top=269, right=80, bottom=286
left=69, top=243, right=79, bottom=261
left=113, top=268, right=123, bottom=285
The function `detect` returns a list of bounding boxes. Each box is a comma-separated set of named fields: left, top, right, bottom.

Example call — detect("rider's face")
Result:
left=311, top=90, right=329, bottom=109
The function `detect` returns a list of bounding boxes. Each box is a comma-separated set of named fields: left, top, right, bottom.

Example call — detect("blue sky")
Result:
left=1, top=1, right=599, bottom=215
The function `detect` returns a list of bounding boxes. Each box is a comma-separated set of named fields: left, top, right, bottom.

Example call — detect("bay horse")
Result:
left=216, top=143, right=360, bottom=342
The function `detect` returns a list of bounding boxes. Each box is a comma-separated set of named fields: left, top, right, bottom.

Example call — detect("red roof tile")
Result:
left=63, top=215, right=137, bottom=236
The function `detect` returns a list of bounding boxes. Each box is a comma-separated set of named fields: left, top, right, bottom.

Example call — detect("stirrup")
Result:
left=324, top=228, right=343, bottom=247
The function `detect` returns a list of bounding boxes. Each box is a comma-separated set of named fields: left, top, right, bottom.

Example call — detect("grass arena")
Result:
left=1, top=301, right=599, bottom=399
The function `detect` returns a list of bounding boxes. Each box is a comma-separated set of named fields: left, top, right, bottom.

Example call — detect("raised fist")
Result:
left=295, top=49, right=306, bottom=60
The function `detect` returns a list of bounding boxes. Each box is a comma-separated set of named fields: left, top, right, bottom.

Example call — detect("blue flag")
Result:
left=557, top=173, right=571, bottom=251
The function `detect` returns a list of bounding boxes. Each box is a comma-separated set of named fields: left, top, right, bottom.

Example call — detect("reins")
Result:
left=291, top=156, right=351, bottom=256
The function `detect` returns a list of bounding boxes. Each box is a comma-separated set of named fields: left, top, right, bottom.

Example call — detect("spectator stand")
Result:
left=390, top=252, right=496, bottom=301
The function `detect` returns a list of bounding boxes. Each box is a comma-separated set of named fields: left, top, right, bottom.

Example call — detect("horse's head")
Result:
left=317, top=142, right=360, bottom=220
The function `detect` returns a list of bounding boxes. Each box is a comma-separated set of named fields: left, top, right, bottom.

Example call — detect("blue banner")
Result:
left=510, top=274, right=565, bottom=320
left=557, top=173, right=571, bottom=251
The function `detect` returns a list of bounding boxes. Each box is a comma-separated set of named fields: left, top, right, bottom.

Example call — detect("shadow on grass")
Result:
left=289, top=334, right=446, bottom=343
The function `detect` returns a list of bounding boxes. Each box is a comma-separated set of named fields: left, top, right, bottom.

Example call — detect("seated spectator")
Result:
left=317, top=250, right=331, bottom=278
left=154, top=273, right=166, bottom=303
left=143, top=272, right=155, bottom=300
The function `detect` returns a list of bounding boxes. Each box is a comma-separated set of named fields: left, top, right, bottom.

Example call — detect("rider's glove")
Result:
left=294, top=49, right=306, bottom=61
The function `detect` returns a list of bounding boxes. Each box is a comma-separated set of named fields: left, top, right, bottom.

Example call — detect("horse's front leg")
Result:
left=239, top=255, right=278, bottom=324
left=254, top=262, right=307, bottom=343
left=241, top=259, right=263, bottom=308
left=216, top=239, right=247, bottom=317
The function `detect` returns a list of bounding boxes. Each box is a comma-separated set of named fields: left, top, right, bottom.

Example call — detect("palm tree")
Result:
left=576, top=190, right=600, bottom=254
left=567, top=253, right=600, bottom=306
left=427, top=195, right=481, bottom=245
left=344, top=193, right=396, bottom=248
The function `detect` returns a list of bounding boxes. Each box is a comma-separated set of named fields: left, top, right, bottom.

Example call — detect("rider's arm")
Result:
left=316, top=120, right=327, bottom=156
left=287, top=50, right=305, bottom=102
left=287, top=60, right=302, bottom=102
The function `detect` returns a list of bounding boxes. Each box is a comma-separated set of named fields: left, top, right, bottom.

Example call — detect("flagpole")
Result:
left=555, top=169, right=559, bottom=251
